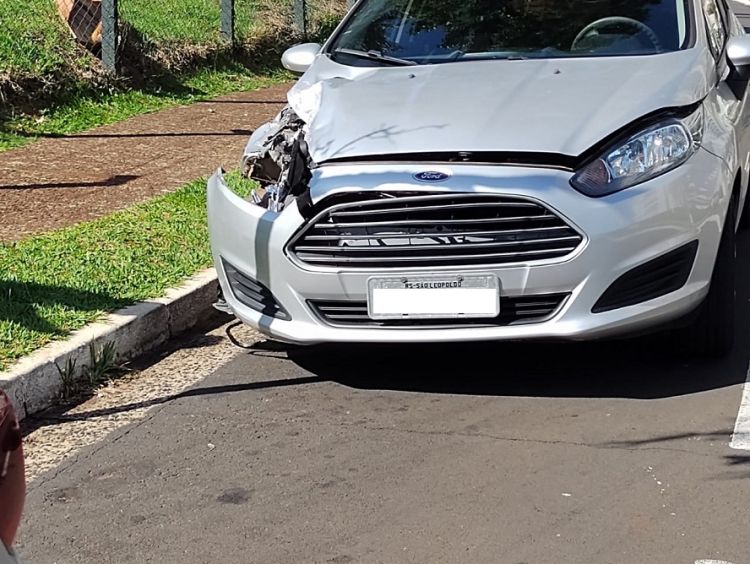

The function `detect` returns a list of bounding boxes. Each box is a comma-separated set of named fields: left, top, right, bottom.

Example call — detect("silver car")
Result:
left=209, top=0, right=750, bottom=356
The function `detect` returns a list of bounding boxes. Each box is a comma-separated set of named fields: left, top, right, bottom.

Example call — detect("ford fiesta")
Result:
left=208, top=0, right=750, bottom=356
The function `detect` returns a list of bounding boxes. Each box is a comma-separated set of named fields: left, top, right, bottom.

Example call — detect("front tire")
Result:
left=681, top=199, right=737, bottom=358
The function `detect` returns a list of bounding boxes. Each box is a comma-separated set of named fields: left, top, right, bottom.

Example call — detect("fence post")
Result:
left=293, top=0, right=307, bottom=38
left=101, top=0, right=119, bottom=74
left=221, top=0, right=235, bottom=45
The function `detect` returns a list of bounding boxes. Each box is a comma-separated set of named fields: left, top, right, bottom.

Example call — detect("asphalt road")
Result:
left=16, top=238, right=750, bottom=563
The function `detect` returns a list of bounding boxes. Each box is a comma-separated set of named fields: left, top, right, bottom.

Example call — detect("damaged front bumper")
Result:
left=207, top=150, right=726, bottom=344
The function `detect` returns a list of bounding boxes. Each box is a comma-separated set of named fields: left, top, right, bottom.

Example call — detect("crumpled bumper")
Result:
left=207, top=148, right=731, bottom=344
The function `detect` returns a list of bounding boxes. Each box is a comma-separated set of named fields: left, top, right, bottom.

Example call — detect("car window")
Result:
left=704, top=0, right=727, bottom=58
left=329, top=0, right=691, bottom=66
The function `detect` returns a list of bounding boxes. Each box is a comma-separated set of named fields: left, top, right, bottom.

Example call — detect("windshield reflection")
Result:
left=330, top=0, right=689, bottom=65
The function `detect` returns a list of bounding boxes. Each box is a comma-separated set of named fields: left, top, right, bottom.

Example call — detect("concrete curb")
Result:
left=0, top=269, right=220, bottom=421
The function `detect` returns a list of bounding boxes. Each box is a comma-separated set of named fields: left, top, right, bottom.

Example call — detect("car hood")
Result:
left=289, top=48, right=713, bottom=165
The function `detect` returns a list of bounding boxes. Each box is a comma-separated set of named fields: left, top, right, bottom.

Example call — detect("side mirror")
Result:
left=281, top=43, right=322, bottom=74
left=727, top=35, right=750, bottom=98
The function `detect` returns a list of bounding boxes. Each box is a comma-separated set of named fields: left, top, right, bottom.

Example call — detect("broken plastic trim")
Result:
left=241, top=107, right=314, bottom=217
left=213, top=288, right=234, bottom=315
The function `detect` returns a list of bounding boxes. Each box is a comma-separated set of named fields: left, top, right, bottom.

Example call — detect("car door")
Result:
left=722, top=0, right=750, bottom=212
left=701, top=0, right=750, bottom=213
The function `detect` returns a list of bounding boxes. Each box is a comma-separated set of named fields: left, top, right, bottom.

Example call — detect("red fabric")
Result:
left=0, top=392, right=24, bottom=549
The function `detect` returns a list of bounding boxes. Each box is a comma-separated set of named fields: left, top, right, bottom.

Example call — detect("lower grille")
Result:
left=310, top=294, right=569, bottom=328
left=223, top=260, right=290, bottom=320
left=593, top=241, right=699, bottom=313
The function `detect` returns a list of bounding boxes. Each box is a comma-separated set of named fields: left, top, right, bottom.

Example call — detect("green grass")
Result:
left=0, top=65, right=289, bottom=152
left=0, top=170, right=255, bottom=371
left=0, top=0, right=84, bottom=76
left=120, top=0, right=261, bottom=44
left=0, top=0, right=264, bottom=75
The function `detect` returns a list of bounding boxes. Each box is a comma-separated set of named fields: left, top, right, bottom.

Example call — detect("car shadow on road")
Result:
left=288, top=232, right=750, bottom=401
left=289, top=336, right=747, bottom=400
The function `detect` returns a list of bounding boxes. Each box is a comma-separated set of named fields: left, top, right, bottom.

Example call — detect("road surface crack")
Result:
left=348, top=423, right=717, bottom=458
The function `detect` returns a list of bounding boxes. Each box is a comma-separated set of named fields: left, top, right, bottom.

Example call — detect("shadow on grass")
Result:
left=0, top=69, right=198, bottom=132
left=0, top=279, right=129, bottom=337
left=0, top=27, right=288, bottom=132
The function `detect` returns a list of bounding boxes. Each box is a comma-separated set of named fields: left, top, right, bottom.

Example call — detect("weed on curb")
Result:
left=82, top=342, right=122, bottom=388
left=55, top=357, right=79, bottom=399
left=54, top=341, right=125, bottom=400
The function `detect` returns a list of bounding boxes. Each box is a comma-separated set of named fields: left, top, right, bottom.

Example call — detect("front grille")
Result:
left=310, top=294, right=569, bottom=328
left=288, top=193, right=584, bottom=269
left=223, top=260, right=290, bottom=320
left=593, top=241, right=699, bottom=313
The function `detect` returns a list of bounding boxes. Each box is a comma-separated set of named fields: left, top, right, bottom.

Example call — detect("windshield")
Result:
left=329, top=0, right=690, bottom=66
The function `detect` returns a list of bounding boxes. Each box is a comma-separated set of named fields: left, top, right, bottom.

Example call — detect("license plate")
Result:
left=367, top=274, right=500, bottom=320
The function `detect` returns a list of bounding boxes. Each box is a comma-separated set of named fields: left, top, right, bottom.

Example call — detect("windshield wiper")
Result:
left=333, top=48, right=417, bottom=67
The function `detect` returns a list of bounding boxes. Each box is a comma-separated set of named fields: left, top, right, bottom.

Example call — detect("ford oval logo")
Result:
left=414, top=171, right=451, bottom=183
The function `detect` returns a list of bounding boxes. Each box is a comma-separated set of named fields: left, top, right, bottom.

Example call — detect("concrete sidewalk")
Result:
left=0, top=83, right=290, bottom=241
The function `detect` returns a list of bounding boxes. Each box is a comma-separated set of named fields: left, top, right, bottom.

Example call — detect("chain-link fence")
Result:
left=306, top=0, right=353, bottom=39
left=0, top=0, right=351, bottom=85
left=85, top=0, right=350, bottom=72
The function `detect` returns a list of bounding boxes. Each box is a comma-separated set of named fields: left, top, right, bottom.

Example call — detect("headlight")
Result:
left=570, top=106, right=704, bottom=197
